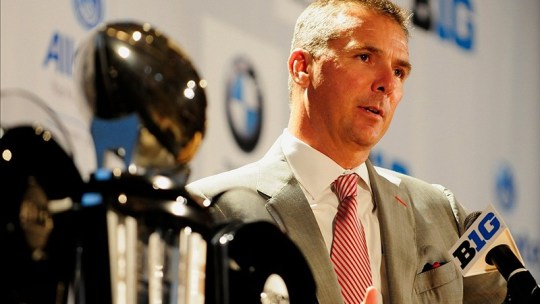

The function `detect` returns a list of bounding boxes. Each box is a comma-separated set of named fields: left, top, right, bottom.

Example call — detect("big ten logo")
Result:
left=43, top=31, right=76, bottom=77
left=452, top=212, right=501, bottom=269
left=369, top=150, right=410, bottom=175
left=412, top=0, right=475, bottom=51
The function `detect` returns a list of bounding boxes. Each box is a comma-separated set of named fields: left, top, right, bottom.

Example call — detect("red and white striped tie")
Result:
left=331, top=173, right=372, bottom=303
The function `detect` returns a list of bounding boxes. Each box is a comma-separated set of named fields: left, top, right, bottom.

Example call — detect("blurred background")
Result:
left=2, top=0, right=539, bottom=279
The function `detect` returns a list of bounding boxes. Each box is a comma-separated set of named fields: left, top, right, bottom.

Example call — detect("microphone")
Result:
left=454, top=206, right=540, bottom=303
left=487, top=244, right=540, bottom=302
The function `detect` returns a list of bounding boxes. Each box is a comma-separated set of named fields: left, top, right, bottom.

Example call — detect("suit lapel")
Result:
left=268, top=180, right=344, bottom=304
left=367, top=160, right=417, bottom=303
left=256, top=139, right=344, bottom=304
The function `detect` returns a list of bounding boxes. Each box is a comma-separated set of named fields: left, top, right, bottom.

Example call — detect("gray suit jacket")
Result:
left=186, top=136, right=506, bottom=303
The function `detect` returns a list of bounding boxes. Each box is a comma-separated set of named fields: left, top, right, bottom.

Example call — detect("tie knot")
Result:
left=332, top=173, right=359, bottom=201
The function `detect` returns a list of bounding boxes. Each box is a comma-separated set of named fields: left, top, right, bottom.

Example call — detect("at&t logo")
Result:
left=73, top=0, right=104, bottom=30
left=43, top=0, right=104, bottom=76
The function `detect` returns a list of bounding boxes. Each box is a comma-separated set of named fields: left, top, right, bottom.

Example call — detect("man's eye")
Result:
left=357, top=54, right=369, bottom=62
left=394, top=69, right=404, bottom=78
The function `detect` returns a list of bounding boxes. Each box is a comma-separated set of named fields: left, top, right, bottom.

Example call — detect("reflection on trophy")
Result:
left=1, top=21, right=316, bottom=304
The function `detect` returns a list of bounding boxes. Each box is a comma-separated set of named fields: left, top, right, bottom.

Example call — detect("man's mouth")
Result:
left=362, top=106, right=382, bottom=116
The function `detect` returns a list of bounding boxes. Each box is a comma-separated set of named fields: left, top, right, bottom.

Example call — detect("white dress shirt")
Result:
left=280, top=129, right=382, bottom=293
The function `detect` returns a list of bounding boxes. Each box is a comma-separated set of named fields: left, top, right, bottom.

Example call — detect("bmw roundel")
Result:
left=225, top=56, right=264, bottom=153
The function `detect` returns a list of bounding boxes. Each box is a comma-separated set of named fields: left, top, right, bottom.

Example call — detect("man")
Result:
left=187, top=0, right=506, bottom=303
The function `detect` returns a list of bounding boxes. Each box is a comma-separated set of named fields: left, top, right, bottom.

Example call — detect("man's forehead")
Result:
left=334, top=5, right=408, bottom=39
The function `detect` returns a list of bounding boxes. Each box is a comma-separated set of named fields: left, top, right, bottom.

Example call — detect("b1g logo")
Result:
left=412, top=0, right=475, bottom=51
left=452, top=212, right=501, bottom=270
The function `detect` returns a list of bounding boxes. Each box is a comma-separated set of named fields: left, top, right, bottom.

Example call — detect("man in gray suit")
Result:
left=187, top=0, right=507, bottom=303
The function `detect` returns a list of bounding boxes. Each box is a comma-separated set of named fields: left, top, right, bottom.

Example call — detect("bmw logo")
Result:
left=225, top=56, right=264, bottom=153
left=73, top=0, right=104, bottom=29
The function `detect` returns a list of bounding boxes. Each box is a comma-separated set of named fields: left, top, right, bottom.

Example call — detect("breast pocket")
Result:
left=414, top=261, right=460, bottom=294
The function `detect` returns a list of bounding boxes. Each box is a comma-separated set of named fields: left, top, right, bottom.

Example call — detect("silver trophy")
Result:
left=2, top=21, right=316, bottom=304
left=74, top=21, right=210, bottom=304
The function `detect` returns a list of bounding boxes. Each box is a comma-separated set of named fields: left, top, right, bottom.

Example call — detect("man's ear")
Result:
left=288, top=48, right=311, bottom=87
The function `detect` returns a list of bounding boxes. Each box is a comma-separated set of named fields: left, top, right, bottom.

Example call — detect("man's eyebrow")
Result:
left=396, top=58, right=412, bottom=73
